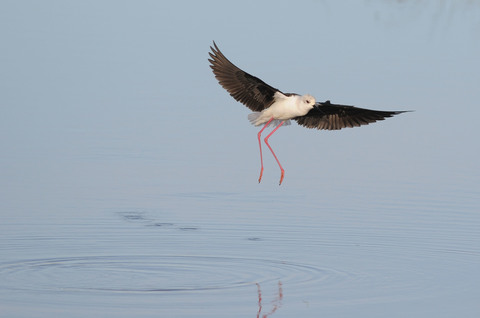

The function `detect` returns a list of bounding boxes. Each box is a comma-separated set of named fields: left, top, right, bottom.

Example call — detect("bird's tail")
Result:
left=248, top=112, right=262, bottom=126
left=248, top=112, right=291, bottom=127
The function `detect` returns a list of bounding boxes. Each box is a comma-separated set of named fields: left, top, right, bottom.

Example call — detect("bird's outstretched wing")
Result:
left=295, top=100, right=407, bottom=130
left=209, top=42, right=282, bottom=112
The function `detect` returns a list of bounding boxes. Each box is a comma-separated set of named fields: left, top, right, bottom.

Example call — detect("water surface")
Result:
left=1, top=1, right=479, bottom=317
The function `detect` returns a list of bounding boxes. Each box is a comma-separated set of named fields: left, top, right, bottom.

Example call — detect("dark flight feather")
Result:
left=208, top=42, right=281, bottom=112
left=296, top=100, right=407, bottom=130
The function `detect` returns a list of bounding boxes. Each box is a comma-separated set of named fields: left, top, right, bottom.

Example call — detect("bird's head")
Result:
left=302, top=94, right=316, bottom=109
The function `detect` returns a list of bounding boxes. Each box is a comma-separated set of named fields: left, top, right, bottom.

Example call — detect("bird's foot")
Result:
left=258, top=168, right=263, bottom=183
left=279, top=170, right=285, bottom=186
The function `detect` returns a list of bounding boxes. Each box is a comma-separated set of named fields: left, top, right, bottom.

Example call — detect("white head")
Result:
left=301, top=94, right=316, bottom=109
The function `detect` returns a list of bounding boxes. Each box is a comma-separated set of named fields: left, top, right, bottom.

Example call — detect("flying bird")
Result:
left=208, top=41, right=407, bottom=185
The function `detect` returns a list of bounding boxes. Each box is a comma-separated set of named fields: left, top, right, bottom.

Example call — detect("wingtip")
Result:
left=209, top=41, right=220, bottom=65
left=394, top=110, right=414, bottom=115
left=211, top=40, right=220, bottom=53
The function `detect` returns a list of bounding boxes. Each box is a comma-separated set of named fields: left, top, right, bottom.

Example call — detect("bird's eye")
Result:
left=306, top=100, right=310, bottom=104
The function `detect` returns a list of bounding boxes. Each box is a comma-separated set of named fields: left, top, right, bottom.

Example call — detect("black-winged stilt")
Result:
left=208, top=42, right=407, bottom=185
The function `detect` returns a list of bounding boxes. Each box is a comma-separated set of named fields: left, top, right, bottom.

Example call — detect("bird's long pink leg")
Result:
left=257, top=118, right=274, bottom=183
left=264, top=121, right=285, bottom=185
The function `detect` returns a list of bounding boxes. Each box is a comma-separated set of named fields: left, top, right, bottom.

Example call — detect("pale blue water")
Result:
left=1, top=1, right=480, bottom=317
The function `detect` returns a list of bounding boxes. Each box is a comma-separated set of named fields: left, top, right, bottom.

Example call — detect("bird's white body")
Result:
left=248, top=92, right=316, bottom=127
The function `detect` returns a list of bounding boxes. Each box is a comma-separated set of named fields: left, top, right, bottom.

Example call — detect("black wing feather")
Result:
left=295, top=100, right=407, bottom=130
left=208, top=42, right=281, bottom=112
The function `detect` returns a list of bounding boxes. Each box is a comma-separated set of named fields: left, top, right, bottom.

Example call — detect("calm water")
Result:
left=1, top=1, right=480, bottom=317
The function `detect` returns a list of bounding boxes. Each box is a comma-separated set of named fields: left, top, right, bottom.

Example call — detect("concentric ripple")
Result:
left=0, top=255, right=343, bottom=294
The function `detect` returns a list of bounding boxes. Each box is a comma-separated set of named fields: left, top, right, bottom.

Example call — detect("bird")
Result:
left=208, top=41, right=408, bottom=185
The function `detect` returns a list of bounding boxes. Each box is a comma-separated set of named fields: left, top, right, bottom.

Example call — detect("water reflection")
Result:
left=256, top=282, right=283, bottom=318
